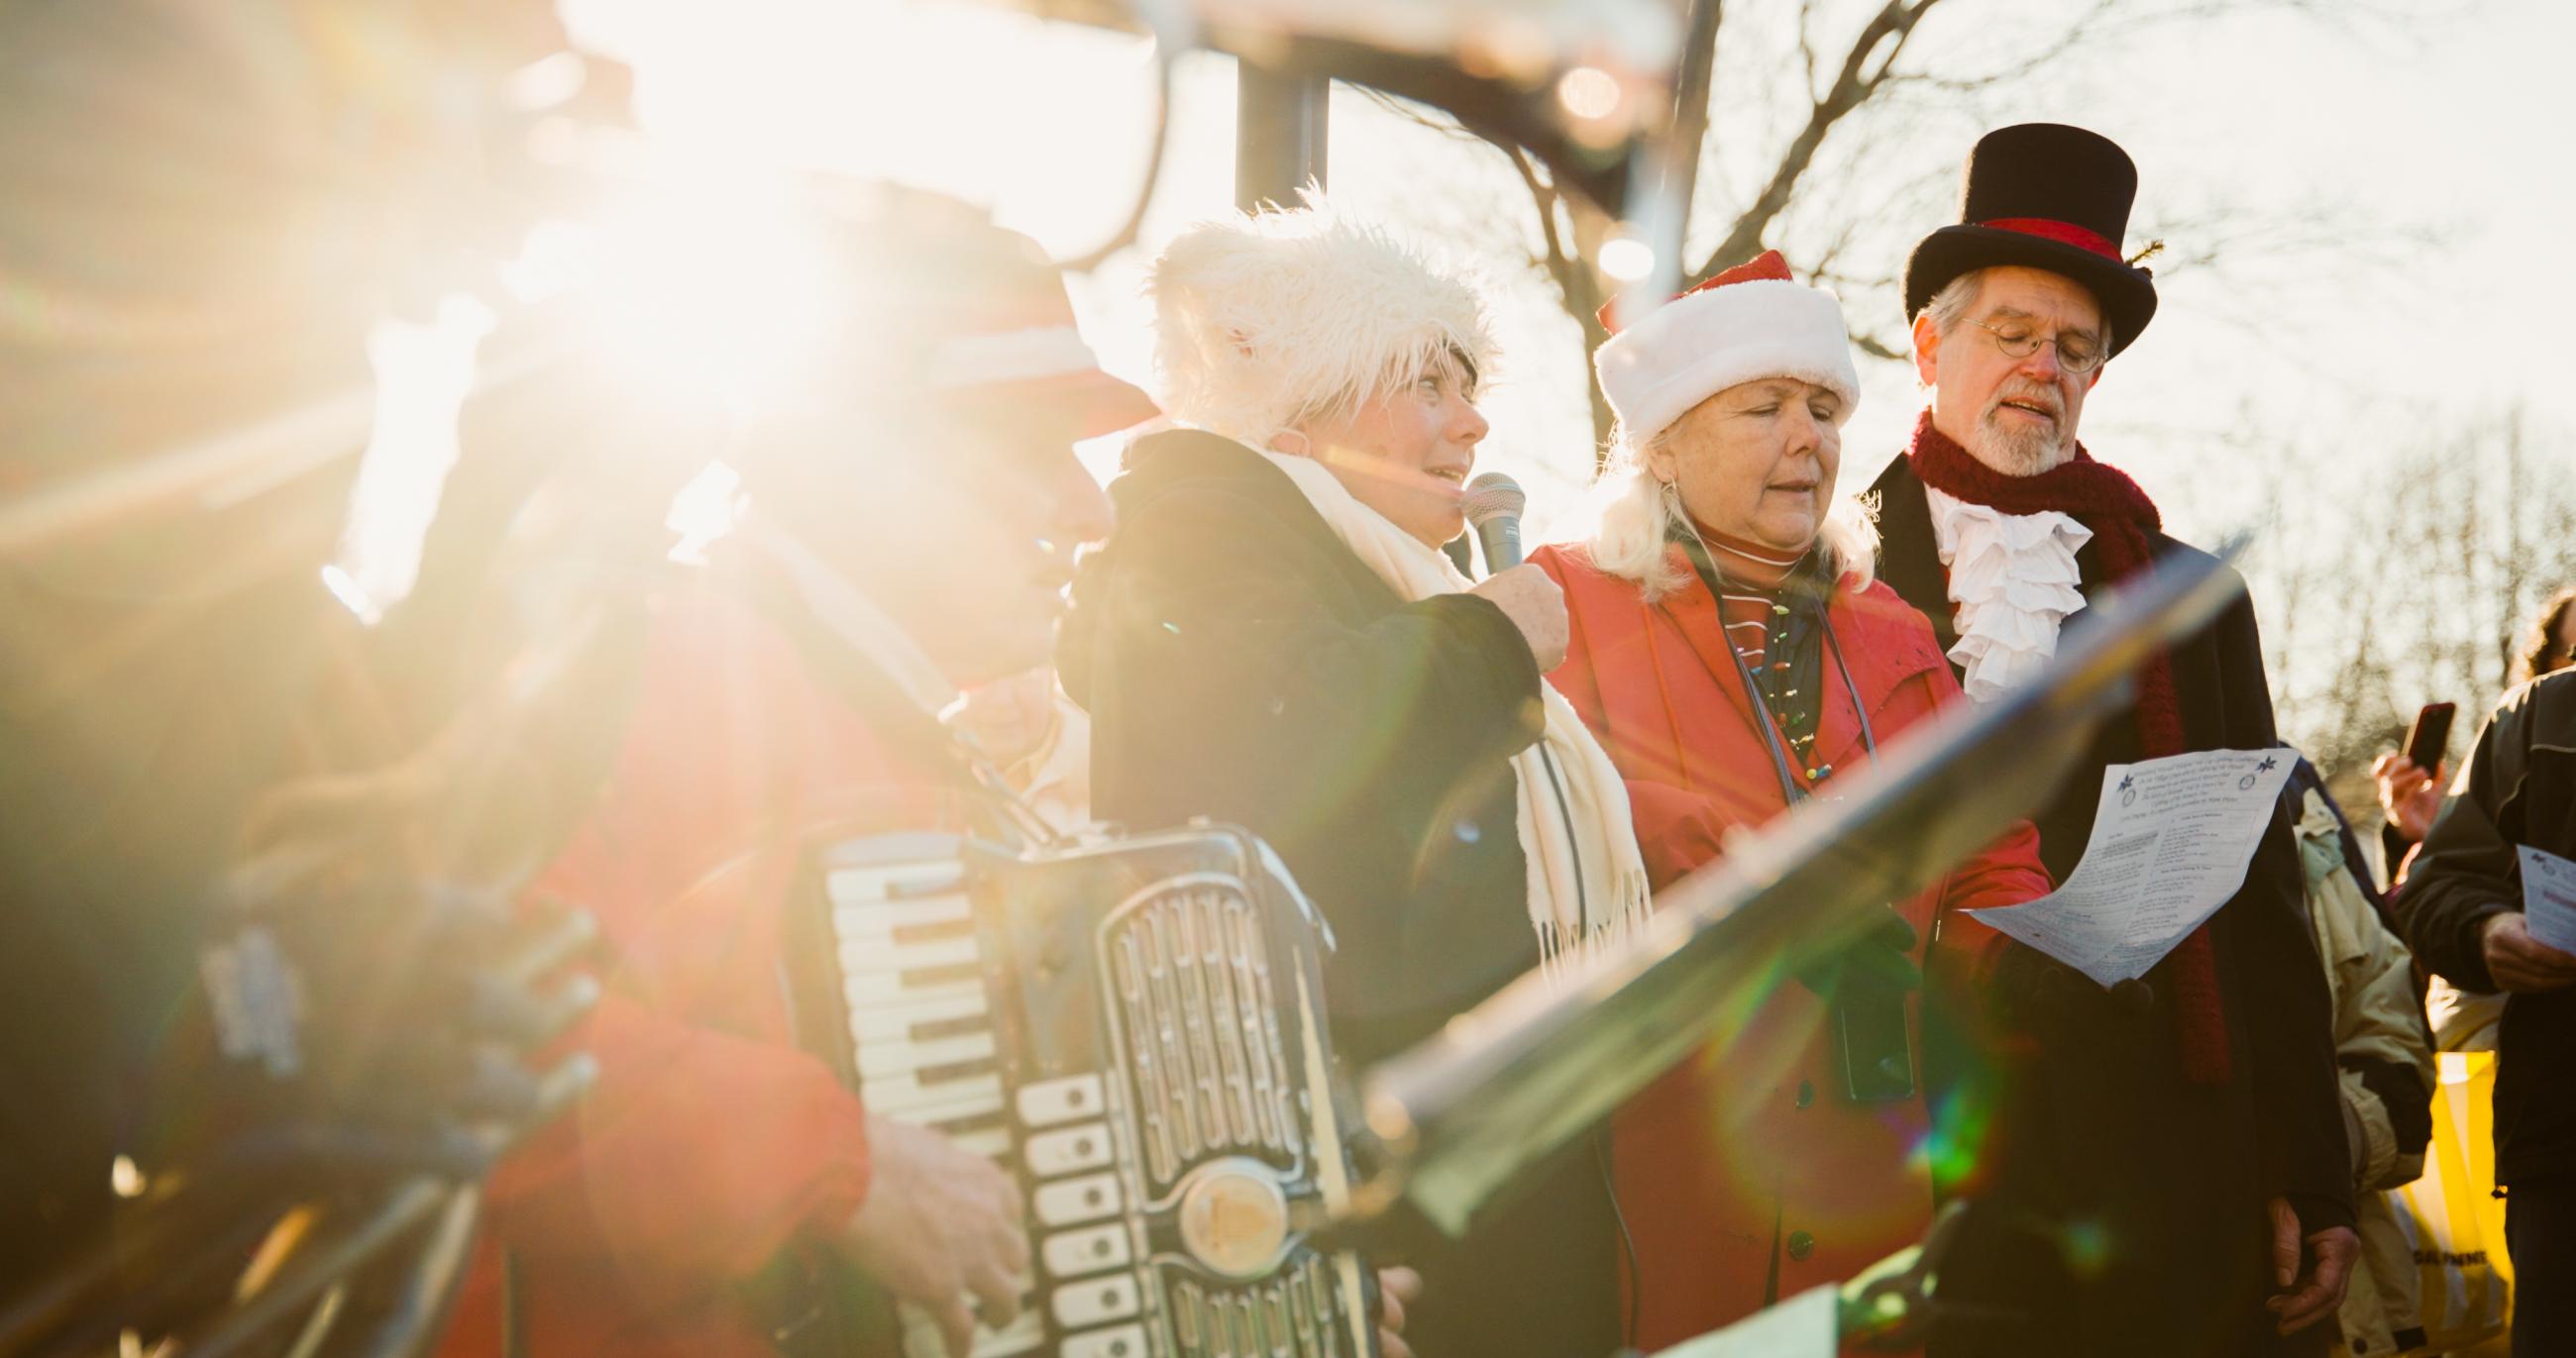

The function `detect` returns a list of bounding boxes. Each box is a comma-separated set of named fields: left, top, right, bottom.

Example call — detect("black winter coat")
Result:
left=1060, top=430, right=1547, bottom=1058
left=1868, top=456, right=2353, bottom=1358
left=1058, top=430, right=1621, bottom=1357
left=2396, top=668, right=2576, bottom=1189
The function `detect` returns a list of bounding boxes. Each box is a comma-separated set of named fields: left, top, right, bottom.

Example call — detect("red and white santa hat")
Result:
left=1593, top=251, right=1860, bottom=443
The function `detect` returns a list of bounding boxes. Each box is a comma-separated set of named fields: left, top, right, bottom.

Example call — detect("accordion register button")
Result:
left=1032, top=1172, right=1123, bottom=1226
left=1024, top=1122, right=1115, bottom=1177
left=1042, top=1222, right=1132, bottom=1276
left=1050, top=1272, right=1141, bottom=1327
left=1018, top=1074, right=1106, bottom=1127
left=1059, top=1323, right=1148, bottom=1358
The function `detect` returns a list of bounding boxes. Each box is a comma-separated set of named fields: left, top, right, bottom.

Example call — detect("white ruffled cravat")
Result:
left=1923, top=485, right=2093, bottom=704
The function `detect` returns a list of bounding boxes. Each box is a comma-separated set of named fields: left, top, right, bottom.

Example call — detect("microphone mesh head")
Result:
left=1462, top=471, right=1525, bottom=526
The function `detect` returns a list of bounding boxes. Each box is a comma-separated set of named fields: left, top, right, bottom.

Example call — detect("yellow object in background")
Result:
left=2383, top=1051, right=2513, bottom=1355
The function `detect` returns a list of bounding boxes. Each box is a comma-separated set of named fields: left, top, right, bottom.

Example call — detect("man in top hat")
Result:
left=1862, top=125, right=2357, bottom=1355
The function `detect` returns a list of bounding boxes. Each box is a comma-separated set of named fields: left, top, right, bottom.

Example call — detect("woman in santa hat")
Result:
left=1058, top=196, right=1644, bottom=1356
left=1527, top=252, right=2053, bottom=1351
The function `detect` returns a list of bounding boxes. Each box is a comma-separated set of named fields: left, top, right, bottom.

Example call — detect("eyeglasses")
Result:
left=1971, top=317, right=2107, bottom=374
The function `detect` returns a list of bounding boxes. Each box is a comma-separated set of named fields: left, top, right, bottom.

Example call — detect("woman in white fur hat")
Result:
left=1525, top=252, right=2055, bottom=1351
left=1057, top=198, right=1641, bottom=1357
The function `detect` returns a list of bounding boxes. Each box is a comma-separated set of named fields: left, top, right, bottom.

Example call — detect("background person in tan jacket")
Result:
left=2289, top=758, right=2439, bottom=1357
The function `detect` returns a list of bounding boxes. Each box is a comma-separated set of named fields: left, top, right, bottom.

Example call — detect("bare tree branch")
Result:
left=1497, top=143, right=1618, bottom=454
left=1448, top=0, right=2453, bottom=498
left=1692, top=0, right=1949, bottom=281
left=1852, top=332, right=1907, bottom=362
left=1879, top=0, right=2123, bottom=92
left=1795, top=3, right=1823, bottom=100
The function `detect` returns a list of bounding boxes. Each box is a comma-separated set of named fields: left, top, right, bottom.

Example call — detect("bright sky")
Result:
left=559, top=0, right=2575, bottom=551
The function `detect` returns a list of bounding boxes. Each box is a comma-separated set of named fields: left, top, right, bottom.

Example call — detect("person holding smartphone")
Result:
left=2377, top=588, right=2576, bottom=876
left=2374, top=702, right=2457, bottom=855
left=2394, top=667, right=2576, bottom=1357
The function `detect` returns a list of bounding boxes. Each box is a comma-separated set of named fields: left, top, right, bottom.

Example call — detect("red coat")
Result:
left=436, top=586, right=944, bottom=1358
left=1530, top=543, right=2051, bottom=1350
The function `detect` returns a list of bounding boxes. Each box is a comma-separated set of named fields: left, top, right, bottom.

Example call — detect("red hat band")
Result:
left=1978, top=216, right=2120, bottom=262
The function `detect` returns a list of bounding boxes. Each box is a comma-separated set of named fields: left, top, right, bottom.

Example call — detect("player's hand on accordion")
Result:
left=839, top=1113, right=1033, bottom=1358
left=1376, top=1265, right=1423, bottom=1358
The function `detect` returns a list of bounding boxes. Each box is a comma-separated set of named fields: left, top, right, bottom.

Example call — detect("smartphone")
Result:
left=1835, top=986, right=1916, bottom=1103
left=2405, top=701, right=2456, bottom=774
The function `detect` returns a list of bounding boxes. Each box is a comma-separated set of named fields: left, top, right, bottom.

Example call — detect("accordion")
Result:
left=787, top=823, right=1380, bottom=1358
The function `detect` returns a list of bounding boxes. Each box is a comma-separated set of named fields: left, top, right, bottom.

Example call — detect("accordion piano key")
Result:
left=855, top=1032, right=1002, bottom=1080
left=842, top=931, right=981, bottom=978
left=859, top=1066, right=1005, bottom=1121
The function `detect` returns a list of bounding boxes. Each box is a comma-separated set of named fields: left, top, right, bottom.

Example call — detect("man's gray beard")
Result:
left=1970, top=412, right=2070, bottom=476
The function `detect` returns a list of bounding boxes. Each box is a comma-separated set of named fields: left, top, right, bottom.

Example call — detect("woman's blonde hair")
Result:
left=1580, top=418, right=1879, bottom=601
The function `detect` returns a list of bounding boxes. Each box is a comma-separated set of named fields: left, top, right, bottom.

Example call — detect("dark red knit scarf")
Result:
left=1907, top=410, right=2230, bottom=1084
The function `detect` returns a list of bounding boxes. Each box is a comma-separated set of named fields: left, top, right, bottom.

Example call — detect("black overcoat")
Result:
left=2396, top=669, right=2576, bottom=1189
left=1059, top=430, right=1620, bottom=1357
left=1868, top=455, right=2354, bottom=1358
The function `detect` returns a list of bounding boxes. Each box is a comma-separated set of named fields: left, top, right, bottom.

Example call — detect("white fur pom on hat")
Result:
left=1595, top=251, right=1859, bottom=444
left=1147, top=196, right=1497, bottom=448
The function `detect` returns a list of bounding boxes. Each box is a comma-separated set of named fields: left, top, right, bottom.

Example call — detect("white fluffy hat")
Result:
left=1594, top=251, right=1860, bottom=443
left=1148, top=196, right=1497, bottom=448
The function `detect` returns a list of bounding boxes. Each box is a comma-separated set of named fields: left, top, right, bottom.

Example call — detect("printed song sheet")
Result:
left=1656, top=1284, right=1838, bottom=1358
left=2518, top=844, right=2576, bottom=955
left=1965, top=750, right=2297, bottom=988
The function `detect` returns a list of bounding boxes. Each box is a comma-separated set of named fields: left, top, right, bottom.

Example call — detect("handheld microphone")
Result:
left=1463, top=472, right=1526, bottom=575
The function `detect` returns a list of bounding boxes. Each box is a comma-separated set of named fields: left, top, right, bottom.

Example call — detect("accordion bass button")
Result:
left=1042, top=1222, right=1132, bottom=1277
left=1025, top=1122, right=1116, bottom=1177
left=1018, top=1074, right=1107, bottom=1127
left=1032, top=1172, right=1124, bottom=1226
left=1049, top=1272, right=1143, bottom=1327
left=1059, top=1322, right=1148, bottom=1358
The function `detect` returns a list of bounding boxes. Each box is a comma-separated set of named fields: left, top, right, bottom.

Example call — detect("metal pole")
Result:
left=1234, top=65, right=1328, bottom=211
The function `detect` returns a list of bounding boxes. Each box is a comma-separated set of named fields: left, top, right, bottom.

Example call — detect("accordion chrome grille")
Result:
left=1104, top=878, right=1305, bottom=1194
left=1167, top=1257, right=1347, bottom=1358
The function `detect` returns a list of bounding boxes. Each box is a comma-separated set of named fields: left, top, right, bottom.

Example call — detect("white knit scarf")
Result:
left=1256, top=450, right=1654, bottom=963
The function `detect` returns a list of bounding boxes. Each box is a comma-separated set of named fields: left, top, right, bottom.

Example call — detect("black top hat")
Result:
left=1902, top=123, right=2158, bottom=357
